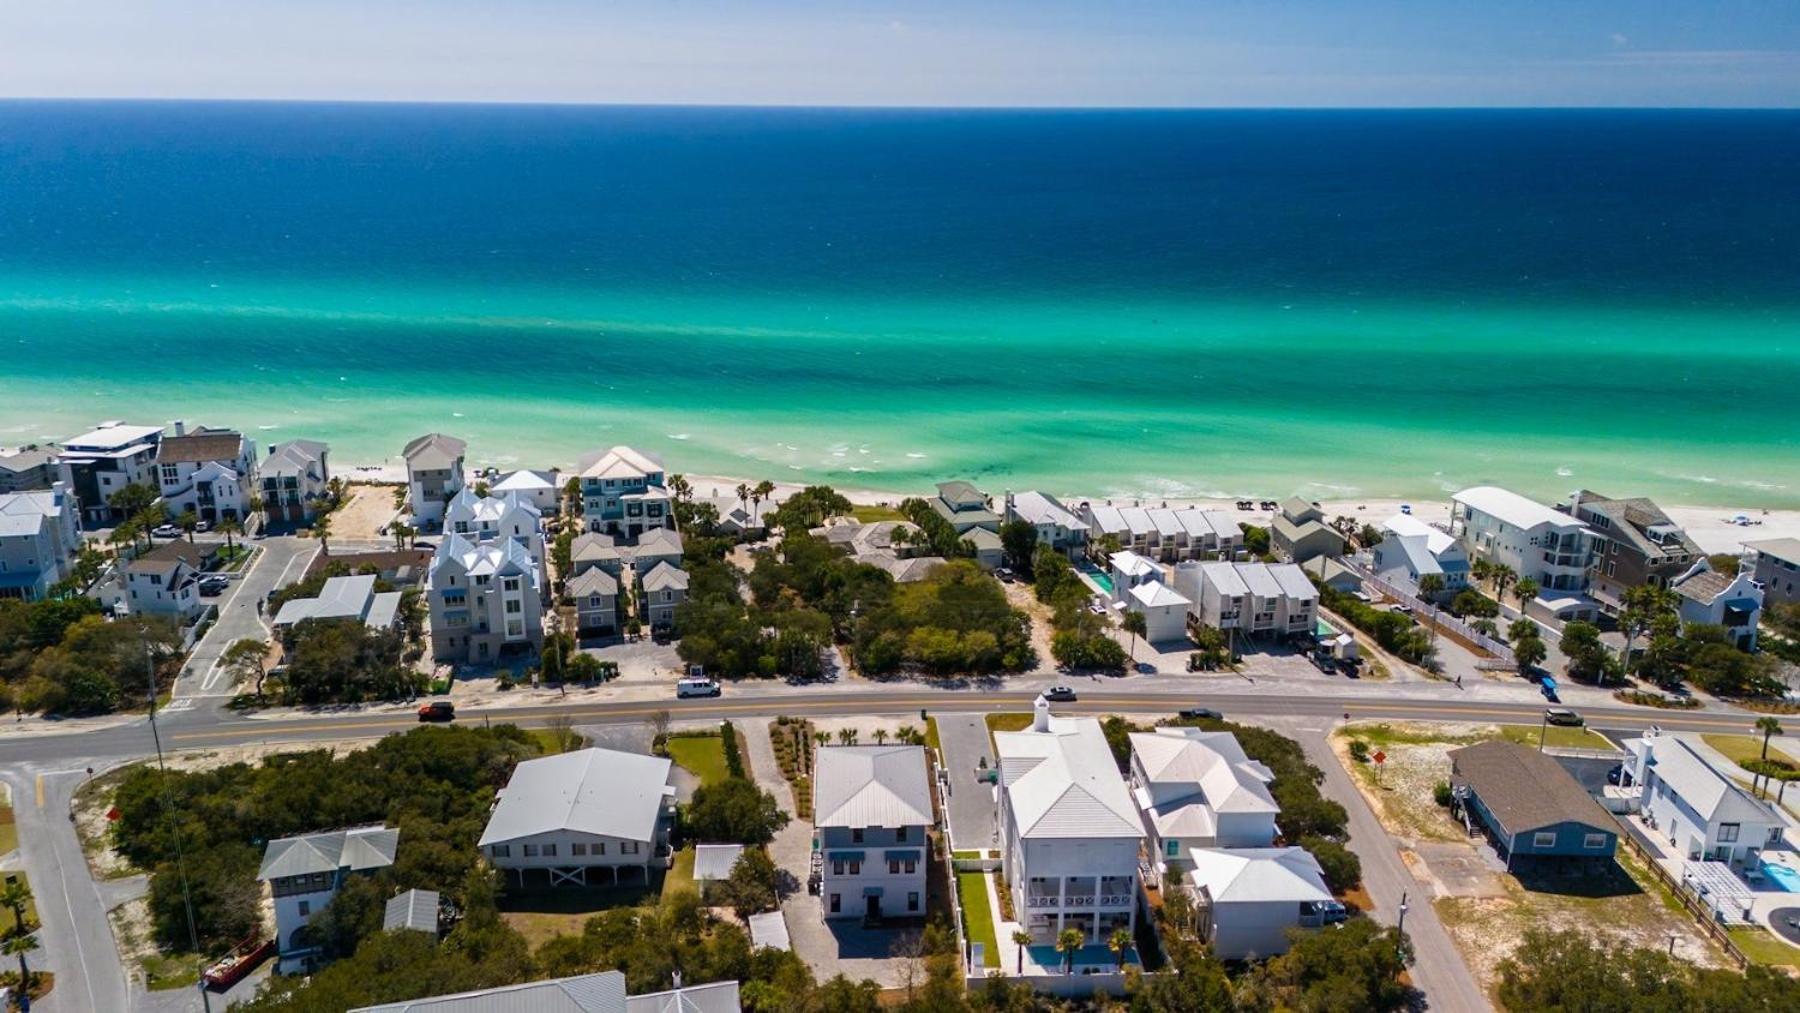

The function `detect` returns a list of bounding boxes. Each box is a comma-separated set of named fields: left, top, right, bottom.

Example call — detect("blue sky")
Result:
left=2, top=1, right=1796, bottom=107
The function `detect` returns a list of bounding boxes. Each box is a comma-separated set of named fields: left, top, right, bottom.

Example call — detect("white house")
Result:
left=1108, top=550, right=1163, bottom=603
left=1669, top=561, right=1764, bottom=651
left=1173, top=561, right=1317, bottom=641
left=1129, top=728, right=1280, bottom=878
left=349, top=970, right=741, bottom=1013
left=1625, top=730, right=1785, bottom=864
left=403, top=433, right=467, bottom=528
left=426, top=533, right=544, bottom=663
left=259, top=825, right=398, bottom=973
left=479, top=748, right=675, bottom=887
left=155, top=424, right=258, bottom=523
left=444, top=487, right=546, bottom=571
left=1081, top=503, right=1241, bottom=563
left=55, top=421, right=165, bottom=526
left=258, top=439, right=332, bottom=525
left=123, top=543, right=205, bottom=621
left=0, top=485, right=82, bottom=601
left=271, top=574, right=405, bottom=637
left=995, top=697, right=1144, bottom=947
left=1124, top=581, right=1192, bottom=644
left=491, top=468, right=562, bottom=515
left=1004, top=490, right=1087, bottom=556
left=1450, top=486, right=1596, bottom=614
left=1185, top=848, right=1335, bottom=960
left=813, top=745, right=933, bottom=922
left=1373, top=513, right=1470, bottom=596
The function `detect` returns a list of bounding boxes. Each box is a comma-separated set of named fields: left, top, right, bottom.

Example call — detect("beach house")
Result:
left=444, top=486, right=546, bottom=570
left=426, top=532, right=544, bottom=663
left=577, top=446, right=673, bottom=539
left=1173, top=561, right=1317, bottom=642
left=1669, top=562, right=1764, bottom=651
left=270, top=574, right=405, bottom=639
left=1123, top=580, right=1192, bottom=644
left=639, top=561, right=690, bottom=634
left=259, top=825, right=398, bottom=973
left=1004, top=491, right=1088, bottom=556
left=155, top=424, right=258, bottom=524
left=402, top=433, right=467, bottom=528
left=813, top=745, right=933, bottom=922
left=258, top=439, right=332, bottom=525
left=1373, top=513, right=1470, bottom=598
left=54, top=421, right=166, bottom=526
left=1567, top=491, right=1703, bottom=610
left=1624, top=730, right=1784, bottom=864
left=123, top=541, right=206, bottom=621
left=479, top=747, right=676, bottom=887
left=0, top=446, right=56, bottom=494
left=1745, top=538, right=1800, bottom=606
left=568, top=567, right=620, bottom=636
left=1450, top=486, right=1597, bottom=617
left=932, top=480, right=1000, bottom=534
left=1107, top=549, right=1163, bottom=601
left=1447, top=741, right=1618, bottom=869
left=1270, top=498, right=1345, bottom=564
left=0, top=485, right=82, bottom=601
left=1080, top=503, right=1242, bottom=563
left=1185, top=848, right=1336, bottom=960
left=348, top=971, right=741, bottom=1013
left=491, top=467, right=562, bottom=514
left=995, top=697, right=1144, bottom=948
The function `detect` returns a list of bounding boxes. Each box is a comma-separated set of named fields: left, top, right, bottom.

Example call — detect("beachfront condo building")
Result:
left=0, top=484, right=83, bottom=601
left=996, top=697, right=1144, bottom=948
left=55, top=421, right=166, bottom=527
left=258, top=439, right=332, bottom=525
left=1566, top=491, right=1704, bottom=611
left=427, top=531, right=545, bottom=663
left=155, top=423, right=258, bottom=524
left=1270, top=498, right=1345, bottom=565
left=403, top=433, right=468, bottom=528
left=577, top=446, right=673, bottom=539
left=1081, top=502, right=1242, bottom=563
left=1450, top=486, right=1598, bottom=617
left=1174, top=561, right=1317, bottom=641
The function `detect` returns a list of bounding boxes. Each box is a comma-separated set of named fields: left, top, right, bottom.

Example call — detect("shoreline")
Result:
left=336, top=461, right=1796, bottom=556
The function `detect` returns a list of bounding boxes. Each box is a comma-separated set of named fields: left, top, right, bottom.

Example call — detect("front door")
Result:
left=866, top=896, right=881, bottom=920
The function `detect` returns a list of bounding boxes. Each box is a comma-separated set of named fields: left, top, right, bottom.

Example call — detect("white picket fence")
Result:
left=1346, top=561, right=1516, bottom=664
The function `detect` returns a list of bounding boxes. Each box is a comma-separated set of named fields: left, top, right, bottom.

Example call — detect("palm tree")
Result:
left=217, top=516, right=242, bottom=552
left=1515, top=577, right=1540, bottom=608
left=0, top=876, right=35, bottom=998
left=872, top=729, right=889, bottom=745
left=668, top=473, right=692, bottom=503
left=312, top=512, right=333, bottom=555
left=1122, top=610, right=1147, bottom=665
left=736, top=483, right=750, bottom=515
left=897, top=724, right=919, bottom=746
left=1471, top=558, right=1492, bottom=586
left=391, top=521, right=416, bottom=550
left=2, top=932, right=35, bottom=999
left=1108, top=927, right=1133, bottom=970
left=1056, top=927, right=1086, bottom=975
left=836, top=727, right=858, bottom=745
left=1757, top=716, right=1784, bottom=761
left=1012, top=930, right=1032, bottom=974
left=177, top=509, right=199, bottom=542
left=1418, top=573, right=1446, bottom=643
left=752, top=480, right=776, bottom=515
left=1490, top=563, right=1516, bottom=603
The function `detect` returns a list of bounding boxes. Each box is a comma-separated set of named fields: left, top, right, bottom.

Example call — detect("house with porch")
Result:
left=0, top=485, right=82, bottom=601
left=479, top=747, right=676, bottom=888
left=271, top=574, right=405, bottom=640
left=155, top=424, right=258, bottom=523
left=1447, top=741, right=1618, bottom=870
left=123, top=542, right=206, bottom=621
left=54, top=421, right=165, bottom=526
left=1185, top=847, right=1335, bottom=960
left=1567, top=491, right=1703, bottom=611
left=577, top=446, right=673, bottom=539
left=639, top=561, right=690, bottom=634
left=259, top=825, right=398, bottom=973
left=813, top=745, right=932, bottom=922
left=1373, top=513, right=1470, bottom=598
left=1450, top=485, right=1598, bottom=619
left=426, top=532, right=544, bottom=664
left=1670, top=561, right=1764, bottom=651
left=1129, top=728, right=1280, bottom=880
left=932, top=480, right=1000, bottom=534
left=1173, top=561, right=1317, bottom=642
left=1004, top=490, right=1087, bottom=556
left=258, top=439, right=332, bottom=525
left=568, top=567, right=620, bottom=637
left=1625, top=730, right=1785, bottom=865
left=1107, top=550, right=1163, bottom=603
left=402, top=433, right=467, bottom=528
left=995, top=697, right=1144, bottom=948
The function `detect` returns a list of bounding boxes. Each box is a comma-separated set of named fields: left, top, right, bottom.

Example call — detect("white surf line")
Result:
left=198, top=545, right=320, bottom=694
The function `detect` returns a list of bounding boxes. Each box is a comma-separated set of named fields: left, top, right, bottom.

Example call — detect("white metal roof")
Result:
left=383, top=889, right=440, bottom=934
left=478, top=748, right=674, bottom=847
left=402, top=433, right=466, bottom=470
left=1118, top=506, right=1156, bottom=536
left=493, top=469, right=558, bottom=493
left=1197, top=561, right=1249, bottom=596
left=813, top=745, right=932, bottom=829
left=1131, top=729, right=1279, bottom=815
left=1010, top=491, right=1083, bottom=530
left=1082, top=503, right=1128, bottom=535
left=996, top=709, right=1144, bottom=841
left=1127, top=580, right=1191, bottom=609
left=1147, top=508, right=1185, bottom=538
left=1453, top=485, right=1586, bottom=532
left=577, top=445, right=663, bottom=481
left=1187, top=847, right=1331, bottom=904
left=747, top=911, right=790, bottom=951
left=692, top=843, right=746, bottom=882
left=1268, top=564, right=1318, bottom=600
left=0, top=490, right=66, bottom=537
left=1239, top=564, right=1283, bottom=598
left=1109, top=551, right=1161, bottom=579
left=62, top=422, right=164, bottom=451
left=1381, top=512, right=1456, bottom=555
left=1631, top=734, right=1780, bottom=826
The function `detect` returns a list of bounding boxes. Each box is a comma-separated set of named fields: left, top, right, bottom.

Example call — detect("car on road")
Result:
left=152, top=523, right=181, bottom=538
left=1544, top=707, right=1584, bottom=727
left=1043, top=685, right=1078, bottom=702
left=676, top=677, right=722, bottom=698
left=417, top=701, right=455, bottom=722
left=1179, top=706, right=1223, bottom=721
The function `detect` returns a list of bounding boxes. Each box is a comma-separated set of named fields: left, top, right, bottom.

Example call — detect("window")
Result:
left=491, top=844, right=511, bottom=858
left=543, top=844, right=556, bottom=857
left=298, top=900, right=310, bottom=917
left=830, top=893, right=841, bottom=913
left=572, top=843, right=587, bottom=856
left=1166, top=840, right=1180, bottom=858
left=621, top=841, right=640, bottom=855
left=905, top=859, right=916, bottom=874
left=588, top=595, right=604, bottom=608
left=505, top=599, right=521, bottom=614
left=1583, top=833, right=1608, bottom=850
left=852, top=828, right=863, bottom=844
left=475, top=575, right=490, bottom=586
left=1719, top=823, right=1740, bottom=843
left=506, top=621, right=523, bottom=637
left=503, top=577, right=520, bottom=592
left=889, top=860, right=900, bottom=874
left=1532, top=832, right=1556, bottom=848
left=849, top=861, right=861, bottom=875
left=524, top=844, right=540, bottom=857
left=833, top=860, right=844, bottom=875
left=896, top=826, right=908, bottom=842
left=908, top=892, right=920, bottom=912
left=160, top=464, right=179, bottom=483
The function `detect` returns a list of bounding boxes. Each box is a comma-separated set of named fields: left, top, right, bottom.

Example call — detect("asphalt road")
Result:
left=171, top=537, right=318, bottom=702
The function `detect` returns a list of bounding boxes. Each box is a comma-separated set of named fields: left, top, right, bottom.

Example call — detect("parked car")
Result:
left=1043, top=685, right=1078, bottom=702
left=152, top=523, right=181, bottom=538
left=995, top=567, right=1015, bottom=583
left=417, top=701, right=455, bottom=722
left=1544, top=707, right=1584, bottom=727
left=198, top=576, right=230, bottom=597
left=194, top=519, right=212, bottom=533
left=1179, top=707, right=1223, bottom=721
left=1607, top=763, right=1630, bottom=786
left=676, top=677, right=722, bottom=699
left=412, top=540, right=436, bottom=551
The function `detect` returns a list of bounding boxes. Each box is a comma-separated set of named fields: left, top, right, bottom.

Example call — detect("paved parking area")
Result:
left=935, top=714, right=1000, bottom=852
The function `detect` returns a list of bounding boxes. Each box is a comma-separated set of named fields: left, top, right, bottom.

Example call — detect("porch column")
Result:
left=1057, top=876, right=1067, bottom=938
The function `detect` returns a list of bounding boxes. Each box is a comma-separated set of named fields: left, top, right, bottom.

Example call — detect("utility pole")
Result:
left=145, top=642, right=213, bottom=1013
left=1396, top=891, right=1410, bottom=959
left=1538, top=711, right=1549, bottom=752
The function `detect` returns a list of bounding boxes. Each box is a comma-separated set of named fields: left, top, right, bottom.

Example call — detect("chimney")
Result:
left=1032, top=694, right=1051, bottom=733
left=172, top=420, right=187, bottom=437
left=51, top=481, right=67, bottom=506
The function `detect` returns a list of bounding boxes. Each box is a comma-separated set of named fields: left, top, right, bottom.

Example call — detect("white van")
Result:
left=676, top=677, right=721, bottom=699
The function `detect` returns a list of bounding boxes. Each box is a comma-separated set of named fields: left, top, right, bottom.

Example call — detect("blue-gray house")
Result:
left=1448, top=741, right=1618, bottom=869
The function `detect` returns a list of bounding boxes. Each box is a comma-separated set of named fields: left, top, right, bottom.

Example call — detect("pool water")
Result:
left=1760, top=861, right=1800, bottom=893
left=1080, top=563, right=1115, bottom=595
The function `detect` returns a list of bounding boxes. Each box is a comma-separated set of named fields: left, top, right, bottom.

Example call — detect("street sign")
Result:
left=1372, top=750, right=1386, bottom=765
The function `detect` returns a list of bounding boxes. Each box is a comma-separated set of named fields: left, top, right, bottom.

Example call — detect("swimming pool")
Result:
left=1079, top=563, right=1115, bottom=595
left=1759, top=860, right=1800, bottom=893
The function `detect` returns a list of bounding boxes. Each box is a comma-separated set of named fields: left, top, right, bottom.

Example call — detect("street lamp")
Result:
left=1397, top=891, right=1409, bottom=958
left=1538, top=710, right=1549, bottom=752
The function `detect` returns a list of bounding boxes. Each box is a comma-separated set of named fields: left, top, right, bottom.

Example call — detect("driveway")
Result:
left=934, top=714, right=1000, bottom=852
left=173, top=536, right=318, bottom=701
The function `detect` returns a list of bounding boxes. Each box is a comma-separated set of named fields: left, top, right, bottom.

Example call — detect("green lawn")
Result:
left=956, top=872, right=1001, bottom=967
left=925, top=717, right=942, bottom=754
left=664, top=734, right=730, bottom=787
left=1703, top=734, right=1799, bottom=768
left=851, top=504, right=906, bottom=523
left=525, top=727, right=584, bottom=756
left=663, top=846, right=697, bottom=900
left=1496, top=724, right=1616, bottom=751
left=1729, top=927, right=1800, bottom=967
left=0, top=801, right=16, bottom=857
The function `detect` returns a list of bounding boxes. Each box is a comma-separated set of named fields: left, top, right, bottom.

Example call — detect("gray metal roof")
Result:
left=479, top=748, right=673, bottom=848
left=383, top=889, right=440, bottom=934
left=813, top=746, right=932, bottom=829
left=352, top=973, right=741, bottom=1013
left=259, top=825, right=398, bottom=880
left=691, top=844, right=745, bottom=882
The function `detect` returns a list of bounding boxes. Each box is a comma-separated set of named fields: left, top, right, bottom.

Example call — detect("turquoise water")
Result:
left=1, top=104, right=1796, bottom=506
left=1761, top=861, right=1800, bottom=893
